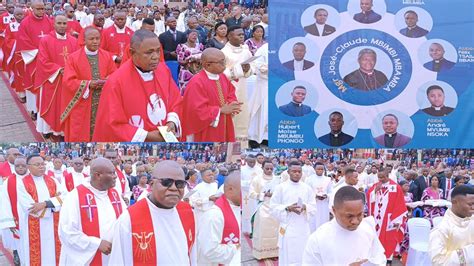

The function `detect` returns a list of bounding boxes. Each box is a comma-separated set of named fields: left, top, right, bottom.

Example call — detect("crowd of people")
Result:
left=0, top=0, right=268, bottom=147
left=0, top=143, right=242, bottom=265
left=241, top=149, right=474, bottom=265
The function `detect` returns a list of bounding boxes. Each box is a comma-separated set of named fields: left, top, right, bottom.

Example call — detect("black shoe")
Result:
left=13, top=250, right=20, bottom=266
left=30, top=112, right=37, bottom=121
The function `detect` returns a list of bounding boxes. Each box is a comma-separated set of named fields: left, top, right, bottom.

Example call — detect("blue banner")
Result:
left=269, top=0, right=474, bottom=148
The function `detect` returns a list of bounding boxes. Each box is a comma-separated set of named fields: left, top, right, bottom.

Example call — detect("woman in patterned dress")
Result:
left=244, top=25, right=266, bottom=56
left=176, top=30, right=204, bottom=94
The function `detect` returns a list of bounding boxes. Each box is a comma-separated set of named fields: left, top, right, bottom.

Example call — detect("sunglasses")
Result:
left=155, top=178, right=186, bottom=189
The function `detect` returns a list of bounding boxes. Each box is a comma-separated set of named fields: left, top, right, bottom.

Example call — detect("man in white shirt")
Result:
left=74, top=4, right=87, bottom=26
left=303, top=186, right=387, bottom=265
left=131, top=11, right=144, bottom=31
left=153, top=10, right=166, bottom=36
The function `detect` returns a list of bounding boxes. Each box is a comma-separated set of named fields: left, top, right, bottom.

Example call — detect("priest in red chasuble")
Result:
left=182, top=47, right=241, bottom=142
left=100, top=10, right=133, bottom=67
left=34, top=14, right=79, bottom=140
left=59, top=157, right=126, bottom=265
left=16, top=0, right=53, bottom=118
left=61, top=27, right=116, bottom=142
left=366, top=167, right=407, bottom=260
left=64, top=5, right=81, bottom=38
left=109, top=160, right=196, bottom=264
left=92, top=29, right=182, bottom=142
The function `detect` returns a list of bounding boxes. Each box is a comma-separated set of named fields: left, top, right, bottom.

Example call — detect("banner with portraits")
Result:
left=269, top=0, right=474, bottom=148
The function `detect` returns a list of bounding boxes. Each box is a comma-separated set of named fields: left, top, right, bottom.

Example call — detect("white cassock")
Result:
left=60, top=171, right=88, bottom=192
left=357, top=172, right=369, bottom=190
left=270, top=180, right=317, bottom=266
left=197, top=199, right=241, bottom=265
left=241, top=165, right=263, bottom=234
left=189, top=181, right=218, bottom=225
left=302, top=165, right=316, bottom=179
left=429, top=208, right=474, bottom=265
left=305, top=174, right=332, bottom=232
left=248, top=43, right=268, bottom=144
left=302, top=217, right=387, bottom=265
left=221, top=42, right=253, bottom=143
left=51, top=168, right=64, bottom=184
left=17, top=175, right=65, bottom=266
left=58, top=182, right=127, bottom=265
left=0, top=173, right=27, bottom=257
left=249, top=174, right=280, bottom=259
left=108, top=197, right=196, bottom=265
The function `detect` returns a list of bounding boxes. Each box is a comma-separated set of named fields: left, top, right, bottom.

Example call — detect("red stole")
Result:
left=6, top=174, right=20, bottom=239
left=367, top=180, right=407, bottom=258
left=214, top=195, right=240, bottom=246
left=22, top=174, right=61, bottom=265
left=64, top=172, right=88, bottom=192
left=0, top=161, right=13, bottom=179
left=77, top=185, right=122, bottom=266
left=129, top=199, right=195, bottom=265
left=115, top=167, right=126, bottom=193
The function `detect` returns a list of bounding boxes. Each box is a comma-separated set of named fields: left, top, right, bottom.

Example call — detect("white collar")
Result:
left=84, top=46, right=98, bottom=55
left=204, top=70, right=219, bottom=80
left=135, top=66, right=154, bottom=81
left=114, top=24, right=126, bottom=33
left=433, top=106, right=443, bottom=111
left=56, top=32, right=67, bottom=40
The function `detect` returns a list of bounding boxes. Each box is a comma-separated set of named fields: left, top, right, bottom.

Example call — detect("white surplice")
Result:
left=305, top=174, right=332, bottom=232
left=241, top=165, right=263, bottom=234
left=60, top=171, right=88, bottom=193
left=189, top=181, right=218, bottom=225
left=197, top=199, right=241, bottom=265
left=302, top=165, right=316, bottom=179
left=17, top=175, right=65, bottom=266
left=248, top=43, right=268, bottom=143
left=58, top=182, right=127, bottom=265
left=108, top=197, right=197, bottom=265
left=0, top=173, right=27, bottom=255
left=270, top=180, right=317, bottom=266
left=429, top=208, right=474, bottom=265
left=302, top=217, right=387, bottom=265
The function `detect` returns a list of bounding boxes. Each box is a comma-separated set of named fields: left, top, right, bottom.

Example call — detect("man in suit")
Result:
left=278, top=86, right=312, bottom=117
left=423, top=43, right=455, bottom=72
left=413, top=168, right=430, bottom=201
left=304, top=8, right=336, bottom=37
left=318, top=111, right=354, bottom=147
left=399, top=10, right=429, bottom=38
left=438, top=168, right=455, bottom=199
left=374, top=114, right=411, bottom=148
left=282, top=42, right=314, bottom=71
left=158, top=16, right=186, bottom=61
left=353, top=0, right=382, bottom=24
left=422, top=85, right=454, bottom=117
left=343, top=48, right=388, bottom=91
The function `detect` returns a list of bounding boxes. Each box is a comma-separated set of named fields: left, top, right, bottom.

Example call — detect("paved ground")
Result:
left=0, top=73, right=41, bottom=143
left=0, top=240, right=13, bottom=266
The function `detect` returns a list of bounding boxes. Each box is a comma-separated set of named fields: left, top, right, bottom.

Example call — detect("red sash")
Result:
left=6, top=174, right=19, bottom=239
left=23, top=174, right=62, bottom=266
left=64, top=172, right=88, bottom=192
left=77, top=185, right=122, bottom=266
left=115, top=167, right=126, bottom=193
left=129, top=200, right=195, bottom=265
left=214, top=195, right=240, bottom=245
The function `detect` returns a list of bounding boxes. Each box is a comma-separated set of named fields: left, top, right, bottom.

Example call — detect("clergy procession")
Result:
left=0, top=1, right=268, bottom=146
left=241, top=149, right=474, bottom=266
left=0, top=142, right=242, bottom=265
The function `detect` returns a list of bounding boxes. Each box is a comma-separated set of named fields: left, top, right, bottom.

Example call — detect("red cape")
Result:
left=182, top=71, right=237, bottom=142
left=367, top=179, right=407, bottom=258
left=35, top=31, right=79, bottom=132
left=92, top=59, right=182, bottom=141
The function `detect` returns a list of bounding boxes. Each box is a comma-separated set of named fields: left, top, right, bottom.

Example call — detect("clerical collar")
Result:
left=385, top=132, right=397, bottom=138
left=359, top=69, right=374, bottom=75
left=32, top=175, right=42, bottom=179
left=433, top=106, right=443, bottom=111
left=407, top=26, right=416, bottom=30
left=204, top=70, right=220, bottom=80
left=84, top=47, right=98, bottom=55
left=56, top=32, right=67, bottom=40
left=291, top=101, right=303, bottom=107
left=434, top=58, right=444, bottom=63
left=135, top=66, right=154, bottom=81
left=331, top=131, right=342, bottom=138
left=87, top=182, right=108, bottom=195
left=114, top=24, right=126, bottom=34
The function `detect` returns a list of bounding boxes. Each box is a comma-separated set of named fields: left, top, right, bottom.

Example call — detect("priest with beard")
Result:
left=58, top=158, right=126, bottom=265
left=92, top=29, right=182, bottom=142
left=61, top=27, right=116, bottom=142
left=34, top=14, right=79, bottom=140
left=182, top=47, right=241, bottom=142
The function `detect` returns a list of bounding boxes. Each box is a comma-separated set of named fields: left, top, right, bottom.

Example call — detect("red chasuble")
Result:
left=92, top=60, right=182, bottom=142
left=6, top=174, right=20, bottom=239
left=16, top=14, right=53, bottom=91
left=214, top=195, right=240, bottom=246
left=66, top=19, right=82, bottom=37
left=60, top=48, right=116, bottom=142
left=100, top=25, right=133, bottom=66
left=22, top=174, right=62, bottom=265
left=76, top=184, right=122, bottom=266
left=129, top=199, right=195, bottom=265
left=182, top=71, right=237, bottom=142
left=2, top=22, right=19, bottom=73
left=0, top=13, right=14, bottom=58
left=0, top=161, right=13, bottom=179
left=367, top=179, right=407, bottom=258
left=34, top=32, right=79, bottom=132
